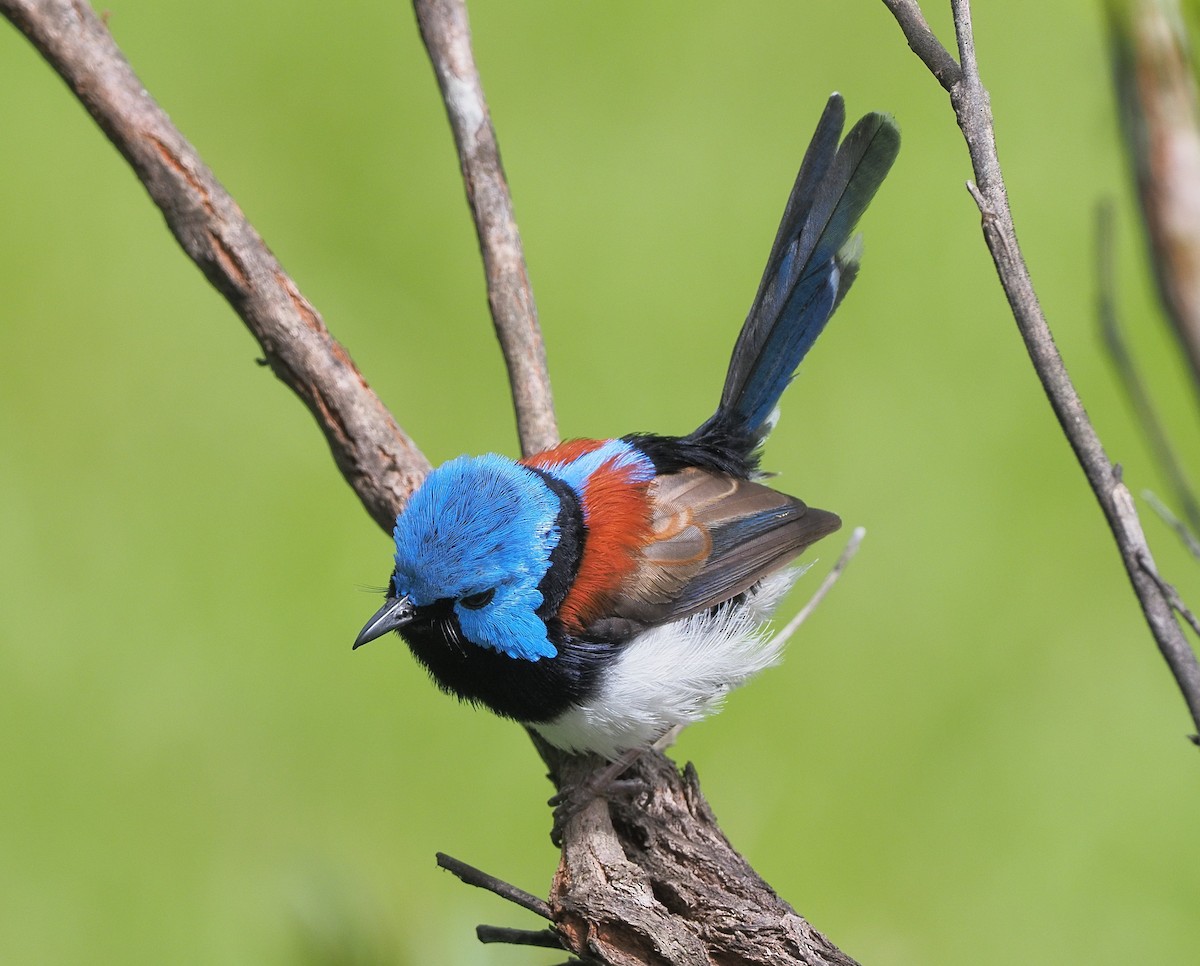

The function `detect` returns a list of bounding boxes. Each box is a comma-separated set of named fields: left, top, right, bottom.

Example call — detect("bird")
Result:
left=354, top=93, right=899, bottom=761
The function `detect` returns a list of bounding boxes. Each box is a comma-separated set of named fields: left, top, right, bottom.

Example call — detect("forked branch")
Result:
left=0, top=0, right=868, bottom=962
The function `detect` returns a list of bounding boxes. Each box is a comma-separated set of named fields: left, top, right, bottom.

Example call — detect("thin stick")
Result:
left=1138, top=552, right=1200, bottom=640
left=1144, top=491, right=1200, bottom=561
left=413, top=0, right=558, bottom=457
left=435, top=852, right=553, bottom=920
left=772, top=527, right=866, bottom=650
left=880, top=0, right=1200, bottom=741
left=879, top=0, right=962, bottom=90
left=476, top=925, right=564, bottom=948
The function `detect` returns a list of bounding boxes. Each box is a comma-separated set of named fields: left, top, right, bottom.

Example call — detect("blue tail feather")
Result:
left=696, top=93, right=899, bottom=464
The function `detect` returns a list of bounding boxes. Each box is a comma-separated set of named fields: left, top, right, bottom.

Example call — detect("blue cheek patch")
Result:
left=455, top=590, right=557, bottom=661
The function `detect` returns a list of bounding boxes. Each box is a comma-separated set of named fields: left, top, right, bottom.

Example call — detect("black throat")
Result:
left=398, top=612, right=620, bottom=724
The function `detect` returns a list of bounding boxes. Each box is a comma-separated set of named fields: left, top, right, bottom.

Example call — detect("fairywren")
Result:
left=355, top=94, right=899, bottom=759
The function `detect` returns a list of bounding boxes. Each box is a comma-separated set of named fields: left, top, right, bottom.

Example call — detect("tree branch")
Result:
left=435, top=852, right=553, bottom=920
left=475, top=925, right=564, bottom=949
left=879, top=0, right=962, bottom=90
left=542, top=748, right=862, bottom=966
left=0, top=0, right=429, bottom=533
left=1138, top=553, right=1200, bottom=644
left=1, top=0, right=871, bottom=961
left=881, top=0, right=1200, bottom=741
left=413, top=0, right=558, bottom=457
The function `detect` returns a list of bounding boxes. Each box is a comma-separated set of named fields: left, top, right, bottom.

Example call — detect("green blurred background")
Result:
left=3, top=0, right=1199, bottom=963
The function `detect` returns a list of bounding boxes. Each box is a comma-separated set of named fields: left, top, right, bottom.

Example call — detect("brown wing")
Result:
left=580, top=466, right=840, bottom=639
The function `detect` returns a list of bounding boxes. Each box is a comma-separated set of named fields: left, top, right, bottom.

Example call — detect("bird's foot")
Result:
left=548, top=752, right=650, bottom=847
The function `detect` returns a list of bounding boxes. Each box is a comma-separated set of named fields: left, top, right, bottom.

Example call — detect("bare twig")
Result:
left=1138, top=552, right=1200, bottom=640
left=1145, top=491, right=1200, bottom=560
left=772, top=527, right=866, bottom=650
left=435, top=852, right=553, bottom=920
left=476, top=925, right=565, bottom=948
left=413, top=0, right=558, bottom=457
left=881, top=0, right=1200, bottom=740
left=0, top=0, right=429, bottom=533
left=1096, top=203, right=1200, bottom=536
left=880, top=0, right=962, bottom=89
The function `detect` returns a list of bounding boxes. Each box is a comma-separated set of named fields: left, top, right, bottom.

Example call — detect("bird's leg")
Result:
left=548, top=754, right=644, bottom=847
left=547, top=751, right=642, bottom=809
left=550, top=725, right=684, bottom=805
left=547, top=727, right=685, bottom=845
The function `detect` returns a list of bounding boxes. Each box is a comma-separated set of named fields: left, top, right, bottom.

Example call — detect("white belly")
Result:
left=531, top=569, right=801, bottom=759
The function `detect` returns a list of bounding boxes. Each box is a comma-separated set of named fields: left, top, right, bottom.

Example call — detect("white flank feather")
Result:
left=531, top=568, right=807, bottom=759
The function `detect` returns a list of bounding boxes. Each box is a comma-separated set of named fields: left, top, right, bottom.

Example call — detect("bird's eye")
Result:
left=459, top=588, right=496, bottom=610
